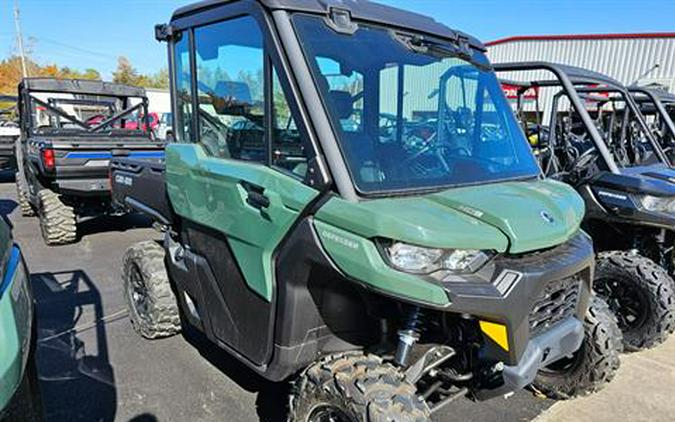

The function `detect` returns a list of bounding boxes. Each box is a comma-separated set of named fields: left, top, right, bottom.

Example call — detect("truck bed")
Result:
left=26, top=137, right=165, bottom=196
left=110, top=156, right=173, bottom=225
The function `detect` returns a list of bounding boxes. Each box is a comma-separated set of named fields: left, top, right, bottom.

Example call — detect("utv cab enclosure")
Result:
left=113, top=2, right=620, bottom=420
left=16, top=78, right=164, bottom=245
left=495, top=62, right=675, bottom=351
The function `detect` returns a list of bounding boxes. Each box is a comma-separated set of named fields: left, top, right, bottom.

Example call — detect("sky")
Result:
left=3, top=0, right=675, bottom=80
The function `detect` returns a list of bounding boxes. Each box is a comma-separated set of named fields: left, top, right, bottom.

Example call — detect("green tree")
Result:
left=112, top=56, right=140, bottom=85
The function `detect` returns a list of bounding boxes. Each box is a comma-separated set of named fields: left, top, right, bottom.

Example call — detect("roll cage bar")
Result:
left=24, top=91, right=150, bottom=135
left=493, top=62, right=671, bottom=174
left=629, top=87, right=675, bottom=147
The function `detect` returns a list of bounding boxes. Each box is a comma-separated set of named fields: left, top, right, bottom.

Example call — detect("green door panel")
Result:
left=314, top=220, right=451, bottom=307
left=165, top=143, right=319, bottom=301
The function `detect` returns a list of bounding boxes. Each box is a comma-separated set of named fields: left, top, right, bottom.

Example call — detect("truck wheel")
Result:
left=122, top=241, right=181, bottom=339
left=289, top=352, right=430, bottom=422
left=533, top=296, right=622, bottom=400
left=36, top=190, right=76, bottom=246
left=5, top=356, right=43, bottom=422
left=15, top=173, right=35, bottom=217
left=594, top=251, right=675, bottom=351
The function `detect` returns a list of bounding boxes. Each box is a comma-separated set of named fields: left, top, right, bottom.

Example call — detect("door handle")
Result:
left=240, top=181, right=270, bottom=210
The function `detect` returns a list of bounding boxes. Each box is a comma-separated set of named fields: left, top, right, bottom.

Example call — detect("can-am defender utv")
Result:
left=495, top=62, right=675, bottom=351
left=0, top=95, right=20, bottom=171
left=629, top=87, right=675, bottom=161
left=113, top=1, right=621, bottom=419
left=15, top=78, right=164, bottom=245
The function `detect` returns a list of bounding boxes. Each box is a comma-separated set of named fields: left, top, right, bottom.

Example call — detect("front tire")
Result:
left=533, top=296, right=622, bottom=400
left=594, top=251, right=675, bottom=351
left=289, top=352, right=430, bottom=422
left=37, top=190, right=76, bottom=246
left=122, top=241, right=181, bottom=339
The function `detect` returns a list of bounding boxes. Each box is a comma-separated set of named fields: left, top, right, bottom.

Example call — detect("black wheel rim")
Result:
left=308, top=405, right=354, bottom=422
left=595, top=278, right=650, bottom=331
left=128, top=264, right=150, bottom=321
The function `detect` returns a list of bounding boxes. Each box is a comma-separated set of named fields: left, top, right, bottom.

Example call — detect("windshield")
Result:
left=293, top=15, right=540, bottom=194
left=28, top=92, right=149, bottom=137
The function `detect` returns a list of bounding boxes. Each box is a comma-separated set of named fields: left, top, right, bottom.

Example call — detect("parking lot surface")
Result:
left=535, top=334, right=675, bottom=422
left=0, top=172, right=551, bottom=421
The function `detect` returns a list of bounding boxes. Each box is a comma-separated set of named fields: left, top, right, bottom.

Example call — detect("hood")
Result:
left=315, top=179, right=584, bottom=254
left=427, top=179, right=584, bottom=253
left=596, top=165, right=675, bottom=197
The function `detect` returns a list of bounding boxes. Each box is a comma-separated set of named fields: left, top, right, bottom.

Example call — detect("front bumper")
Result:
left=0, top=246, right=33, bottom=412
left=442, top=233, right=593, bottom=368
left=474, top=317, right=583, bottom=400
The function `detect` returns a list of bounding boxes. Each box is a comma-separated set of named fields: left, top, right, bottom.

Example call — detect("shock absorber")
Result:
left=395, top=306, right=424, bottom=367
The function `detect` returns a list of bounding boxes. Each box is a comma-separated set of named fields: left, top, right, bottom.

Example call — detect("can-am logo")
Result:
left=540, top=210, right=555, bottom=224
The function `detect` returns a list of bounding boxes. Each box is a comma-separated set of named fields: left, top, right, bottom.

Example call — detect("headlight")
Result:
left=382, top=241, right=493, bottom=275
left=640, top=195, right=675, bottom=214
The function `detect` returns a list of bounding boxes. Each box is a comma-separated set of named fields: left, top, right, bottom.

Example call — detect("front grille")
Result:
left=529, top=276, right=581, bottom=337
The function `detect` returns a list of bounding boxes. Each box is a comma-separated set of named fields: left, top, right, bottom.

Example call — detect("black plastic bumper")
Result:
left=440, top=232, right=593, bottom=368
left=474, top=317, right=584, bottom=400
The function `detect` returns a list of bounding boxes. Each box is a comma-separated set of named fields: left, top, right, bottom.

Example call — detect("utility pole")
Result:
left=13, top=0, right=28, bottom=78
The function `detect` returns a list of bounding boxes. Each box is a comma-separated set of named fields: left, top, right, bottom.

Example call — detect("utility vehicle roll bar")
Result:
left=629, top=87, right=675, bottom=144
left=573, top=85, right=671, bottom=166
left=493, top=62, right=666, bottom=174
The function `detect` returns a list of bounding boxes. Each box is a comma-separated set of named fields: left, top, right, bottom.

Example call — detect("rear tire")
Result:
left=595, top=251, right=675, bottom=351
left=37, top=190, right=76, bottom=246
left=15, top=173, right=35, bottom=217
left=533, top=296, right=622, bottom=400
left=122, top=241, right=181, bottom=339
left=289, top=352, right=431, bottom=422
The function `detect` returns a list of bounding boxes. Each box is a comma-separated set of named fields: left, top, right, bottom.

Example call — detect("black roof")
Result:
left=630, top=86, right=675, bottom=104
left=172, top=0, right=485, bottom=51
left=493, top=62, right=625, bottom=90
left=20, top=78, right=147, bottom=98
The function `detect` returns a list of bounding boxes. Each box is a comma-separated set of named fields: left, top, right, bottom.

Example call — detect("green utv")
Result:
left=0, top=219, right=41, bottom=421
left=111, top=0, right=621, bottom=419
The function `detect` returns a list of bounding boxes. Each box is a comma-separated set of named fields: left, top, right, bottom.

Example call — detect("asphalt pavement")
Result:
left=0, top=171, right=551, bottom=422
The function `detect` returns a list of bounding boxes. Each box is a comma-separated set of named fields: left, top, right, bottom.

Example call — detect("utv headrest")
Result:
left=329, top=90, right=354, bottom=120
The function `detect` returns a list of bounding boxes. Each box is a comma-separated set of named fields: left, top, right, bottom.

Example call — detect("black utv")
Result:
left=495, top=62, right=675, bottom=351
left=15, top=78, right=164, bottom=245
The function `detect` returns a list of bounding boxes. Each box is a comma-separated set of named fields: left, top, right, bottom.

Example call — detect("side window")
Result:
left=272, top=71, right=307, bottom=177
left=174, top=32, right=193, bottom=142
left=194, top=16, right=265, bottom=162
